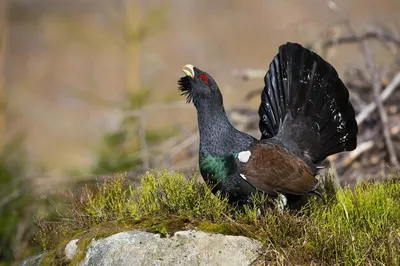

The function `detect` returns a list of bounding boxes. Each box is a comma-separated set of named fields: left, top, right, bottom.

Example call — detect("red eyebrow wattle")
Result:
left=199, top=73, right=209, bottom=84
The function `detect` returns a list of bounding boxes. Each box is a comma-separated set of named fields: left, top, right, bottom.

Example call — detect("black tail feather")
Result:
left=259, top=42, right=358, bottom=164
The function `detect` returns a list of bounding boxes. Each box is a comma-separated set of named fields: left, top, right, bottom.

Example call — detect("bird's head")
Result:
left=178, top=64, right=223, bottom=107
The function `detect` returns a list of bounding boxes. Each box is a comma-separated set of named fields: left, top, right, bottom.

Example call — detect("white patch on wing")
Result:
left=239, top=174, right=247, bottom=180
left=238, top=150, right=251, bottom=163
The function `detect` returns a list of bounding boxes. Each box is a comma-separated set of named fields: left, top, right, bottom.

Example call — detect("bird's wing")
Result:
left=236, top=142, right=318, bottom=196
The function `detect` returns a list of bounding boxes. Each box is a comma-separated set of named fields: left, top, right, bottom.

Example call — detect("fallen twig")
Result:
left=355, top=73, right=400, bottom=125
left=244, top=88, right=263, bottom=101
left=232, top=69, right=266, bottom=81
left=340, top=140, right=375, bottom=168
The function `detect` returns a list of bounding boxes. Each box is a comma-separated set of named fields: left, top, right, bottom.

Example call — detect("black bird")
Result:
left=178, top=42, right=358, bottom=208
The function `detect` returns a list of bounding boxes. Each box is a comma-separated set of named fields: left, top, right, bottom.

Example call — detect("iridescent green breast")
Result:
left=199, top=153, right=238, bottom=183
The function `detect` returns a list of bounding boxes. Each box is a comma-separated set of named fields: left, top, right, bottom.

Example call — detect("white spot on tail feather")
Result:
left=240, top=174, right=247, bottom=180
left=238, top=150, right=251, bottom=163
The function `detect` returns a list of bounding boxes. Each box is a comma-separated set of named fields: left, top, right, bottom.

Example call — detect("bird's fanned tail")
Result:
left=258, top=42, right=358, bottom=165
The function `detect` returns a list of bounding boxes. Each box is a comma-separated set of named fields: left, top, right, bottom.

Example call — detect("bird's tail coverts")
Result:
left=258, top=42, right=358, bottom=163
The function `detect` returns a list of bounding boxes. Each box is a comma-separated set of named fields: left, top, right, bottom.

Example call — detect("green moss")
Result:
left=68, top=221, right=136, bottom=265
left=38, top=250, right=54, bottom=266
left=39, top=220, right=139, bottom=265
left=136, top=216, right=191, bottom=237
left=34, top=169, right=400, bottom=265
left=38, top=216, right=242, bottom=265
left=196, top=220, right=256, bottom=238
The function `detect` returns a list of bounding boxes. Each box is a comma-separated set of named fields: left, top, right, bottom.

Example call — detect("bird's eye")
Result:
left=199, top=74, right=209, bottom=85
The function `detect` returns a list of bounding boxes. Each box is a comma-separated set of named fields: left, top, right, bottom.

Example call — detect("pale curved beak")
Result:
left=182, top=64, right=195, bottom=78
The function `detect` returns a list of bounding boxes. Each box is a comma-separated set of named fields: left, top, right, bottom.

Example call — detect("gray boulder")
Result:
left=21, top=230, right=263, bottom=266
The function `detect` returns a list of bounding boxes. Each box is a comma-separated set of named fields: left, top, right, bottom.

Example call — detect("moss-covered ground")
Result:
left=34, top=170, right=400, bottom=265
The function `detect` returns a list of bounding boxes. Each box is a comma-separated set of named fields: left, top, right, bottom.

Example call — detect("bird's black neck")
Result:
left=195, top=100, right=253, bottom=156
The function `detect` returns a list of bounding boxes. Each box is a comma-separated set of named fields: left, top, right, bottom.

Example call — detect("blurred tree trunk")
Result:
left=0, top=0, right=8, bottom=151
left=125, top=0, right=140, bottom=95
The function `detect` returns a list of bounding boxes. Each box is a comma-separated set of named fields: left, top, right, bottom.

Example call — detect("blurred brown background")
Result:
left=1, top=0, right=400, bottom=263
left=2, top=0, right=400, bottom=184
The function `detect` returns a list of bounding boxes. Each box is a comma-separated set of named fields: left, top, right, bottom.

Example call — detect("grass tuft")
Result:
left=34, top=170, right=400, bottom=265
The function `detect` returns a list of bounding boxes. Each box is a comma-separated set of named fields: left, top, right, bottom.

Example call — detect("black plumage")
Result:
left=259, top=43, right=358, bottom=166
left=178, top=42, right=358, bottom=208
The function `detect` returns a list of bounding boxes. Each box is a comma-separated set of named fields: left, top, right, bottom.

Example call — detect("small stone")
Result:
left=65, top=239, right=79, bottom=262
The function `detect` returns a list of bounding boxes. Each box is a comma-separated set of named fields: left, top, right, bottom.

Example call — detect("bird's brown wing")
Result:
left=237, top=143, right=317, bottom=196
